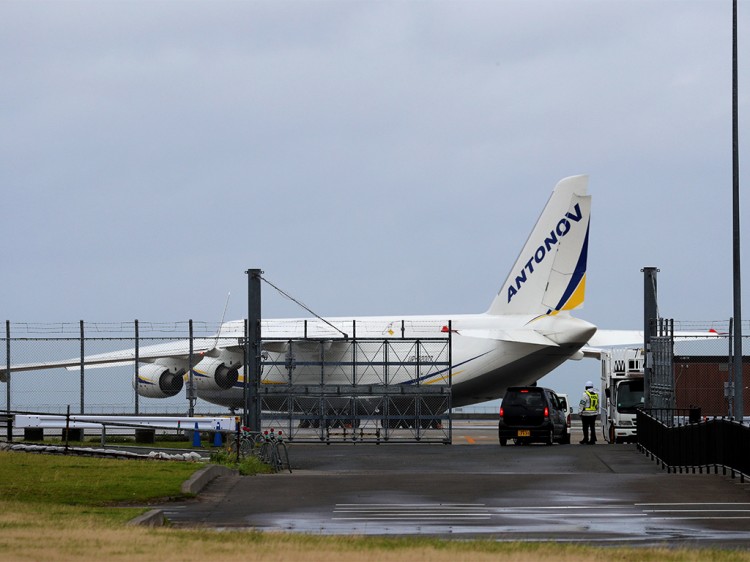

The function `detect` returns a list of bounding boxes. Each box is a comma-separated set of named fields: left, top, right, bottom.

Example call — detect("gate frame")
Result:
left=256, top=329, right=453, bottom=444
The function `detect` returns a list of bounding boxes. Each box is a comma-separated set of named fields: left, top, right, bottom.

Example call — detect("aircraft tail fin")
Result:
left=487, top=175, right=591, bottom=317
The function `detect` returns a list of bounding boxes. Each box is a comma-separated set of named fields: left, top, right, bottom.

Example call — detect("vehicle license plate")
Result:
left=517, top=430, right=530, bottom=437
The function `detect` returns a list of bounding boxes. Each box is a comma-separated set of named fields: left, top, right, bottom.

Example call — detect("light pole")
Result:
left=731, top=0, right=743, bottom=420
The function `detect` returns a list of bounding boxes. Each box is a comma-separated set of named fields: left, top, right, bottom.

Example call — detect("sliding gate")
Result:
left=257, top=327, right=453, bottom=443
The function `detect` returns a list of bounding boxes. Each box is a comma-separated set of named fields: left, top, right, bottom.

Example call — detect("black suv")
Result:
left=498, top=386, right=570, bottom=446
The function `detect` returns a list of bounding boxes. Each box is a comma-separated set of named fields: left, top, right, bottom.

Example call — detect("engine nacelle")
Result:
left=192, top=356, right=240, bottom=392
left=134, top=364, right=185, bottom=398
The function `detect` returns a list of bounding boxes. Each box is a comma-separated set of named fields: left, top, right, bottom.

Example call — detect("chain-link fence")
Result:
left=649, top=319, right=675, bottom=410
left=673, top=336, right=750, bottom=418
left=650, top=320, right=750, bottom=419
left=1, top=319, right=453, bottom=442
left=1, top=321, right=226, bottom=415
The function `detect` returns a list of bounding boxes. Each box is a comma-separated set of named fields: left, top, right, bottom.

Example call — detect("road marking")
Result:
left=501, top=505, right=632, bottom=510
left=648, top=516, right=750, bottom=520
left=644, top=509, right=750, bottom=513
left=333, top=503, right=490, bottom=520
left=636, top=502, right=750, bottom=506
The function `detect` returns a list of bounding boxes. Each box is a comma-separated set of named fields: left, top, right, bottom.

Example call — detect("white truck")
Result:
left=600, top=348, right=645, bottom=443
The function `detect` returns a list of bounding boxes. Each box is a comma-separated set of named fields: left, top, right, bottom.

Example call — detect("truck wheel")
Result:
left=608, top=424, right=616, bottom=444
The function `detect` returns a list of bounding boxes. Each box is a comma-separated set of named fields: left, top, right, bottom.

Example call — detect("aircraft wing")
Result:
left=0, top=336, right=349, bottom=382
left=582, top=328, right=724, bottom=359
left=586, top=330, right=644, bottom=348
left=0, top=337, right=221, bottom=381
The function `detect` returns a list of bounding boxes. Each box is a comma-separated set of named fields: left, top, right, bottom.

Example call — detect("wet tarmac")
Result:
left=156, top=422, right=750, bottom=546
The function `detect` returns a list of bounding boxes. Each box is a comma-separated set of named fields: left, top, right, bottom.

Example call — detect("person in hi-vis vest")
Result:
left=579, top=381, right=599, bottom=445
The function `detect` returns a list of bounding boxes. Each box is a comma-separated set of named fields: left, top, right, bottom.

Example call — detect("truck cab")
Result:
left=601, top=348, right=645, bottom=443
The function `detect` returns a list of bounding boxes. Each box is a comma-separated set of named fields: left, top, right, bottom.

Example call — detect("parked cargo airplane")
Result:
left=1, top=175, right=624, bottom=410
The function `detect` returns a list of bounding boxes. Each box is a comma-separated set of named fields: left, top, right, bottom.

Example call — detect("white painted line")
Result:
left=636, top=502, right=750, bottom=506
left=494, top=505, right=629, bottom=510
left=643, top=509, right=750, bottom=513
left=502, top=512, right=642, bottom=517
left=336, top=503, right=485, bottom=507
left=332, top=515, right=491, bottom=520
left=648, top=516, right=750, bottom=520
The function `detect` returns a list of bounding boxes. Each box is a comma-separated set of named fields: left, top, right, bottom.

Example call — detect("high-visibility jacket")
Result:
left=582, top=390, right=599, bottom=414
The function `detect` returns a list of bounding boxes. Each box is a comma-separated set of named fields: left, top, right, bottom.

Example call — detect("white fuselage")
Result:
left=195, top=312, right=597, bottom=409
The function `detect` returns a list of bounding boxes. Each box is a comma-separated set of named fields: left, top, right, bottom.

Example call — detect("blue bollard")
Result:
left=192, top=422, right=202, bottom=447
left=213, top=422, right=223, bottom=447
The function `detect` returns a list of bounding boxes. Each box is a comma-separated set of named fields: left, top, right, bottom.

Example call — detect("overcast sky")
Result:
left=2, top=0, right=748, bottom=403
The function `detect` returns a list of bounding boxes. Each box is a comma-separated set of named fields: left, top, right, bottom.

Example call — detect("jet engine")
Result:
left=192, top=356, right=240, bottom=392
left=134, top=364, right=185, bottom=398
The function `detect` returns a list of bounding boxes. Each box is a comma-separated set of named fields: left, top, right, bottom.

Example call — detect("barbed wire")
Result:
left=672, top=320, right=750, bottom=332
left=1, top=321, right=224, bottom=337
left=0, top=318, right=456, bottom=339
left=1, top=319, right=748, bottom=339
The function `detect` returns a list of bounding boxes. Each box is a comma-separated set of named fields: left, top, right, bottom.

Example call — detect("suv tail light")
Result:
left=499, top=406, right=505, bottom=418
left=544, top=406, right=549, bottom=418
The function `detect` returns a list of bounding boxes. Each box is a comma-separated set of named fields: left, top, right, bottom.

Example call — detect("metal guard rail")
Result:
left=636, top=408, right=750, bottom=482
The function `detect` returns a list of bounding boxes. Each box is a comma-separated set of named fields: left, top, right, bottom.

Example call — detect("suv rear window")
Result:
left=503, top=388, right=545, bottom=408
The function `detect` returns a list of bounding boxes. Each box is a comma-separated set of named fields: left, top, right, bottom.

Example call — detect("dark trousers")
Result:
left=581, top=415, right=597, bottom=443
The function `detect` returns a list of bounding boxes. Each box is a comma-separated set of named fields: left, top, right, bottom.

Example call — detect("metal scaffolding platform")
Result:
left=255, top=330, right=453, bottom=443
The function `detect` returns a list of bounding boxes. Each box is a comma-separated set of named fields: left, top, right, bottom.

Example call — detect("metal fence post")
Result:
left=5, top=320, right=11, bottom=442
left=351, top=320, right=357, bottom=386
left=243, top=318, right=249, bottom=427
left=188, top=319, right=195, bottom=417
left=79, top=320, right=85, bottom=414
left=319, top=340, right=325, bottom=433
left=643, top=267, right=659, bottom=409
left=134, top=319, right=139, bottom=415
left=448, top=320, right=453, bottom=442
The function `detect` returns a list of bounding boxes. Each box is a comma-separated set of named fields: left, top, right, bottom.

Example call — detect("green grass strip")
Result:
left=0, top=450, right=200, bottom=505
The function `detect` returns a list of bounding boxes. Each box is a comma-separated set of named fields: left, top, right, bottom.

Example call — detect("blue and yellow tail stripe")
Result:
left=546, top=220, right=589, bottom=315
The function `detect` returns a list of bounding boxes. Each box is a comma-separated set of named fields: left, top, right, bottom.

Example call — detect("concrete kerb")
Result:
left=129, top=464, right=238, bottom=527
left=181, top=464, right=238, bottom=495
left=128, top=509, right=167, bottom=527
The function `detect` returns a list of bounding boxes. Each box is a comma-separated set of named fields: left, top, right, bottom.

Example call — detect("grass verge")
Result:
left=0, top=450, right=749, bottom=562
left=209, top=448, right=274, bottom=475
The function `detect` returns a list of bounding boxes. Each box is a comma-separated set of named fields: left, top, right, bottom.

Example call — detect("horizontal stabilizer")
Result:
left=459, top=329, right=559, bottom=347
left=587, top=329, right=722, bottom=348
